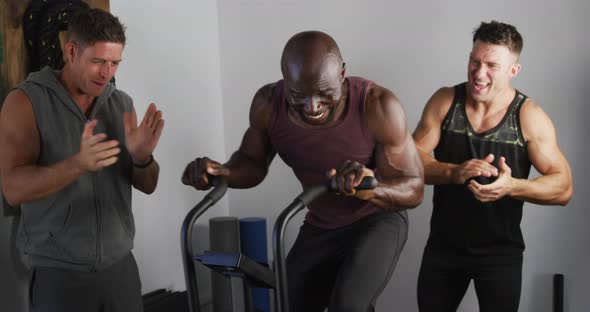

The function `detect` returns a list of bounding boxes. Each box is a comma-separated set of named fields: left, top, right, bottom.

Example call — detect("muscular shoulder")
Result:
left=249, top=83, right=276, bottom=130
left=0, top=89, right=39, bottom=164
left=519, top=98, right=545, bottom=120
left=365, top=83, right=404, bottom=121
left=519, top=98, right=554, bottom=143
left=364, top=83, right=408, bottom=143
left=411, top=86, right=455, bottom=152
left=1, top=89, right=34, bottom=120
left=423, top=86, right=455, bottom=123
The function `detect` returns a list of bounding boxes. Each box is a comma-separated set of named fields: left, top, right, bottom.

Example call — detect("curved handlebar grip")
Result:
left=329, top=176, right=378, bottom=192
left=209, top=175, right=225, bottom=187
left=357, top=176, right=378, bottom=190
left=182, top=174, right=227, bottom=312
left=206, top=175, right=228, bottom=203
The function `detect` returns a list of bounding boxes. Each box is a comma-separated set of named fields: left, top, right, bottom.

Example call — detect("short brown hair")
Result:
left=67, top=8, right=126, bottom=47
left=473, top=21, right=523, bottom=55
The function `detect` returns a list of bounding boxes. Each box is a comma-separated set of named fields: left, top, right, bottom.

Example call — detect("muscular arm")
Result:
left=363, top=85, right=424, bottom=210
left=509, top=100, right=573, bottom=205
left=412, top=87, right=459, bottom=185
left=221, top=84, right=277, bottom=188
left=0, top=90, right=102, bottom=206
left=412, top=87, right=497, bottom=185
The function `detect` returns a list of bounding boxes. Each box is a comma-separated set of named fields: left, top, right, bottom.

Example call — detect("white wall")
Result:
left=110, top=0, right=227, bottom=301
left=216, top=0, right=590, bottom=311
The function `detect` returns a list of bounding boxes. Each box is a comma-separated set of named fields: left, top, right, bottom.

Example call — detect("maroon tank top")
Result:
left=269, top=77, right=379, bottom=229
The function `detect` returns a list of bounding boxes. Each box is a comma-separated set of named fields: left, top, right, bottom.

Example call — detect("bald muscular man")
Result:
left=183, top=31, right=423, bottom=311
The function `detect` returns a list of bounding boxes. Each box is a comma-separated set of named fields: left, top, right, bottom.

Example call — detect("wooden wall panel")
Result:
left=0, top=0, right=110, bottom=102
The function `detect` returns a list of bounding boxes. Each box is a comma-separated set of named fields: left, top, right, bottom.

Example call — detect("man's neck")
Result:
left=468, top=87, right=516, bottom=114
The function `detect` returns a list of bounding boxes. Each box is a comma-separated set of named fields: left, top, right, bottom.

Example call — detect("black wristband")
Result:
left=133, top=154, right=154, bottom=168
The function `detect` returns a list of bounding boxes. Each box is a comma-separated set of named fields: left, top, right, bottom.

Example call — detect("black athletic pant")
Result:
left=29, top=252, right=143, bottom=312
left=287, top=211, right=408, bottom=312
left=417, top=247, right=523, bottom=312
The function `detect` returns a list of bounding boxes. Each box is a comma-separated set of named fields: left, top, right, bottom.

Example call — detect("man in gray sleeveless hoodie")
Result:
left=0, top=8, right=164, bottom=312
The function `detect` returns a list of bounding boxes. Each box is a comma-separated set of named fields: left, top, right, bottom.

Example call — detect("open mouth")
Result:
left=473, top=80, right=490, bottom=91
left=304, top=110, right=327, bottom=121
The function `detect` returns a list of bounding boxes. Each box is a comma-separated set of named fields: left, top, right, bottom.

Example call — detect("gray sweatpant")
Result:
left=29, top=252, right=143, bottom=312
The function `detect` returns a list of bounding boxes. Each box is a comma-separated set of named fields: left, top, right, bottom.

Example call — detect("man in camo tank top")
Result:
left=413, top=21, right=573, bottom=312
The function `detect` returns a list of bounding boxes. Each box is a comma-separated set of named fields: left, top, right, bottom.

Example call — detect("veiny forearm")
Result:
left=223, top=151, right=269, bottom=189
left=132, top=160, right=160, bottom=194
left=1, top=158, right=84, bottom=206
left=421, top=152, right=457, bottom=185
left=511, top=173, right=573, bottom=205
left=369, top=175, right=424, bottom=211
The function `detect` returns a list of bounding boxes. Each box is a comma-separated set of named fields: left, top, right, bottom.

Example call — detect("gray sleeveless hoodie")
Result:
left=16, top=66, right=135, bottom=271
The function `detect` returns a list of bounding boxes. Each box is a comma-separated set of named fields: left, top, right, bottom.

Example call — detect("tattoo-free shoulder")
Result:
left=0, top=88, right=40, bottom=167
left=365, top=83, right=402, bottom=117
left=249, top=83, right=276, bottom=131
left=519, top=98, right=554, bottom=142
left=427, top=86, right=455, bottom=121
left=1, top=89, right=35, bottom=124
left=364, top=83, right=408, bottom=144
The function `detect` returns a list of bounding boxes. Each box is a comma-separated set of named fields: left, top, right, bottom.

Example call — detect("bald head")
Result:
left=280, top=31, right=344, bottom=81
left=279, top=31, right=348, bottom=126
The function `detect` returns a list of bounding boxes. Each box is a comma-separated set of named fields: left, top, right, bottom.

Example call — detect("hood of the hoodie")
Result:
left=24, top=66, right=116, bottom=121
